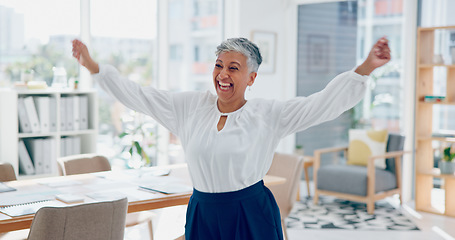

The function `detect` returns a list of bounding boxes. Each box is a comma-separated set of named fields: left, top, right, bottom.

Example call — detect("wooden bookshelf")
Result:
left=415, top=26, right=455, bottom=217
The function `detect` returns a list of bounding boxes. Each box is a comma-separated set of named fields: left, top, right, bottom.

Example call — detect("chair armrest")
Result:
left=313, top=146, right=348, bottom=170
left=314, top=146, right=348, bottom=156
left=366, top=150, right=412, bottom=196
left=367, top=150, right=412, bottom=163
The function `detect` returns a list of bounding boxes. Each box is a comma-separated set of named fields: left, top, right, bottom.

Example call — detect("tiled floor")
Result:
left=287, top=203, right=455, bottom=240
left=288, top=182, right=455, bottom=240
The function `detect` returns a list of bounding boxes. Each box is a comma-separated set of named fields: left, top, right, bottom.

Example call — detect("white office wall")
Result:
left=224, top=0, right=298, bottom=153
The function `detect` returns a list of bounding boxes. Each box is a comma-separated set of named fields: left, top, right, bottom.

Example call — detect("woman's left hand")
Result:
left=355, top=37, right=391, bottom=76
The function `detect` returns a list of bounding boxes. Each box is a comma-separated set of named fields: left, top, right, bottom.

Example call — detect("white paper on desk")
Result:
left=37, top=179, right=83, bottom=188
left=139, top=182, right=193, bottom=194
left=138, top=176, right=192, bottom=194
left=119, top=188, right=161, bottom=201
left=86, top=191, right=138, bottom=202
left=0, top=200, right=65, bottom=217
left=0, top=195, right=55, bottom=207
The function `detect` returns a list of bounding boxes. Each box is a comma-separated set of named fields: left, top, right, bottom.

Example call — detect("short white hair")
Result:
left=215, top=38, right=262, bottom=73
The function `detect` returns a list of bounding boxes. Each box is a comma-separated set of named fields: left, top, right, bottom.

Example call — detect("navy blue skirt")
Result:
left=185, top=180, right=283, bottom=240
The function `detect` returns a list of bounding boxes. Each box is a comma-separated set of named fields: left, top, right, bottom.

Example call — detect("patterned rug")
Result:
left=286, top=196, right=420, bottom=231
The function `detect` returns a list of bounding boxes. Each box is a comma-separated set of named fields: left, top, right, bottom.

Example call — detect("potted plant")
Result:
left=294, top=145, right=304, bottom=156
left=439, top=144, right=455, bottom=174
left=118, top=111, right=157, bottom=169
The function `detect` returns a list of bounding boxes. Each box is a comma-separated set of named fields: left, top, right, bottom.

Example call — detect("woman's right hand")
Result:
left=72, top=39, right=99, bottom=74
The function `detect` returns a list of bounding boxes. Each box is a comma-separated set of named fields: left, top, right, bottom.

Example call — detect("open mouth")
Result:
left=218, top=81, right=233, bottom=91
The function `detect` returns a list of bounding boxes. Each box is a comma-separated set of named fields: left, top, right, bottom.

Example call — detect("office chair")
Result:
left=0, top=162, right=17, bottom=181
left=27, top=197, right=128, bottom=240
left=267, top=152, right=304, bottom=240
left=58, top=154, right=155, bottom=239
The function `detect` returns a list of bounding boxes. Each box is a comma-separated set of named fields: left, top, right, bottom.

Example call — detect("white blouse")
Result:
left=94, top=64, right=368, bottom=193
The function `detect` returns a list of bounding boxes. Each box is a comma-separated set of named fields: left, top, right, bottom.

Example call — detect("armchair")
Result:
left=313, top=133, right=406, bottom=214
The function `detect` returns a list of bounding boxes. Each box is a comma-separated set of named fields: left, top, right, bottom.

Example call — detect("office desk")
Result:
left=0, top=164, right=285, bottom=233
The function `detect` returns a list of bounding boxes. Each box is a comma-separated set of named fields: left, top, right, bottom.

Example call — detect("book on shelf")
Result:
left=17, top=98, right=32, bottom=133
left=424, top=95, right=446, bottom=103
left=18, top=140, right=35, bottom=175
left=42, top=138, right=56, bottom=174
left=24, top=138, right=45, bottom=175
left=33, top=96, right=50, bottom=133
left=73, top=95, right=80, bottom=131
left=23, top=96, right=41, bottom=133
left=432, top=130, right=455, bottom=138
left=60, top=136, right=81, bottom=157
left=60, top=97, right=67, bottom=131
left=49, top=97, right=57, bottom=132
left=65, top=96, right=74, bottom=131
left=79, top=95, right=89, bottom=130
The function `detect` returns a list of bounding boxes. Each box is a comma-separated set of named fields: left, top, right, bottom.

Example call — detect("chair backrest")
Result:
left=266, top=152, right=304, bottom=218
left=27, top=197, right=128, bottom=240
left=0, top=162, right=17, bottom=181
left=385, top=133, right=405, bottom=174
left=58, top=154, right=111, bottom=176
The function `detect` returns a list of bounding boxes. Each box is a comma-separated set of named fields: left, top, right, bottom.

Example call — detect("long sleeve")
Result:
left=276, top=70, right=368, bottom=138
left=93, top=64, right=182, bottom=135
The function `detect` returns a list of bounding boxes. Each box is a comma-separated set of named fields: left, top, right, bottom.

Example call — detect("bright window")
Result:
left=166, top=0, right=223, bottom=164
left=90, top=0, right=159, bottom=168
left=0, top=0, right=224, bottom=168
left=0, top=0, right=79, bottom=87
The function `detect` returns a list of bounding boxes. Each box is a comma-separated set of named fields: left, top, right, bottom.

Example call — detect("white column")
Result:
left=402, top=0, right=418, bottom=203
left=79, top=0, right=92, bottom=89
left=363, top=0, right=374, bottom=121
left=280, top=3, right=299, bottom=154
left=223, top=0, right=241, bottom=38
left=156, top=0, right=170, bottom=166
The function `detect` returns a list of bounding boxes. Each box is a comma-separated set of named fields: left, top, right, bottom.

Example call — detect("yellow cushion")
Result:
left=347, top=129, right=388, bottom=168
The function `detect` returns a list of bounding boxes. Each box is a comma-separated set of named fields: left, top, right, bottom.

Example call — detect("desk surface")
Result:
left=0, top=164, right=285, bottom=233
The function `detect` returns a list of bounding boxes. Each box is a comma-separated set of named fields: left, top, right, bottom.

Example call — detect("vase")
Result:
left=439, top=160, right=455, bottom=175
left=294, top=148, right=304, bottom=156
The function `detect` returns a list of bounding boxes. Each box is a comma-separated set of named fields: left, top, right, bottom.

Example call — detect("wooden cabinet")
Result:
left=415, top=26, right=455, bottom=217
left=0, top=89, right=98, bottom=178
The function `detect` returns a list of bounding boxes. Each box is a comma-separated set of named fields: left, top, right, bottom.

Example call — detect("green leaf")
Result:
left=118, top=132, right=128, bottom=138
left=134, top=141, right=142, bottom=155
left=443, top=146, right=455, bottom=162
left=142, top=151, right=151, bottom=165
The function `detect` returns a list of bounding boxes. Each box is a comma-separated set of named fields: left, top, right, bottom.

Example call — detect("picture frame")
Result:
left=307, top=34, right=329, bottom=73
left=251, top=31, right=276, bottom=74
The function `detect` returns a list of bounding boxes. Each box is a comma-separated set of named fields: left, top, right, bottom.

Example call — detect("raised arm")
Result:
left=276, top=37, right=391, bottom=138
left=71, top=39, right=190, bottom=136
left=72, top=39, right=100, bottom=74
left=355, top=37, right=391, bottom=76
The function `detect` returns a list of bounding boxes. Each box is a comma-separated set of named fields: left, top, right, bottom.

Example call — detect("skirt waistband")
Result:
left=192, top=180, right=265, bottom=203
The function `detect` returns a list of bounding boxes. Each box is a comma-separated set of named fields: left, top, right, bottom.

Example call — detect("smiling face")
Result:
left=213, top=51, right=257, bottom=113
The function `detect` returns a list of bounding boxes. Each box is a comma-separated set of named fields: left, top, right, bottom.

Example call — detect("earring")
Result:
left=248, top=85, right=251, bottom=91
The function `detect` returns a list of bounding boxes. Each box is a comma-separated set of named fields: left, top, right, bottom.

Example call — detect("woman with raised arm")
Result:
left=72, top=36, right=390, bottom=240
